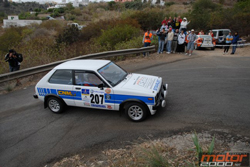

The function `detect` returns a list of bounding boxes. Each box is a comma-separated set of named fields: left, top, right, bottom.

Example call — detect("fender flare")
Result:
left=119, top=99, right=150, bottom=114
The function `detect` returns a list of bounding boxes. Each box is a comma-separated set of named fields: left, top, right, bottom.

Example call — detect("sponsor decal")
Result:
left=58, top=90, right=76, bottom=96
left=84, top=102, right=91, bottom=106
left=82, top=89, right=89, bottom=95
left=134, top=76, right=156, bottom=89
left=199, top=152, right=249, bottom=167
left=90, top=89, right=94, bottom=94
left=153, top=79, right=160, bottom=91
left=82, top=96, right=90, bottom=102
left=105, top=88, right=111, bottom=94
left=105, top=94, right=111, bottom=100
left=107, top=105, right=112, bottom=109
left=91, top=104, right=106, bottom=108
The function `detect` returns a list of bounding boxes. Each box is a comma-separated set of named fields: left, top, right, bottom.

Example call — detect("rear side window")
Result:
left=219, top=31, right=223, bottom=36
left=48, top=70, right=72, bottom=85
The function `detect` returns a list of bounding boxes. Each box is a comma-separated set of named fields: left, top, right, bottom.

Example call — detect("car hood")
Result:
left=118, top=73, right=162, bottom=94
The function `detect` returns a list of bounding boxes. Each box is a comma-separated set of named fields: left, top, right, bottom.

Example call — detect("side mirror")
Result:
left=98, top=83, right=104, bottom=90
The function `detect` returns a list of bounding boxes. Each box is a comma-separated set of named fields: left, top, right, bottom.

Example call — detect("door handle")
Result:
left=75, top=87, right=81, bottom=90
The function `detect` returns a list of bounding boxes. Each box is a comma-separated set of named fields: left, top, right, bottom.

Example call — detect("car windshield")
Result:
left=98, top=62, right=128, bottom=87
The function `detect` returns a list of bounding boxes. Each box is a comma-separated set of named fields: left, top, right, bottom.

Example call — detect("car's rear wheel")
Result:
left=125, top=102, right=148, bottom=122
left=47, top=97, right=65, bottom=113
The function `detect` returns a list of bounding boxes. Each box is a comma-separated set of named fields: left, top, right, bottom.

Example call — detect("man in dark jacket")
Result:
left=4, top=49, right=22, bottom=72
left=231, top=32, right=239, bottom=54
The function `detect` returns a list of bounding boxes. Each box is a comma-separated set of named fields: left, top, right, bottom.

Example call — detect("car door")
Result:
left=73, top=70, right=115, bottom=110
left=47, top=69, right=75, bottom=106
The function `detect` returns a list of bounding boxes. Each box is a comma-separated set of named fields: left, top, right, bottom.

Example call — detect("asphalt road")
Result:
left=1, top=50, right=250, bottom=167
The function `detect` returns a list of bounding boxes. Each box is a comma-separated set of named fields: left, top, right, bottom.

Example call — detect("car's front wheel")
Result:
left=125, top=102, right=148, bottom=122
left=47, top=97, right=65, bottom=113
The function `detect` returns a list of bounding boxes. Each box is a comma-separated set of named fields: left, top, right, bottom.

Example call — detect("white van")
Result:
left=211, top=29, right=231, bottom=45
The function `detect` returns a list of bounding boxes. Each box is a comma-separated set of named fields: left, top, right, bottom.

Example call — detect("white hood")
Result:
left=119, top=73, right=162, bottom=94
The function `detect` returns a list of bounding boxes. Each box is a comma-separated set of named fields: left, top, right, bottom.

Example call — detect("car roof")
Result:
left=54, top=59, right=111, bottom=71
left=211, top=29, right=231, bottom=31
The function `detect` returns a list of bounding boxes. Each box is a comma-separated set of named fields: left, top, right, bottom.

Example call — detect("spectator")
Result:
left=180, top=17, right=190, bottom=34
left=209, top=30, right=214, bottom=37
left=161, top=17, right=167, bottom=25
left=198, top=30, right=204, bottom=35
left=231, top=32, right=239, bottom=55
left=176, top=30, right=186, bottom=54
left=185, top=29, right=196, bottom=56
left=167, top=16, right=173, bottom=28
left=166, top=28, right=174, bottom=54
left=157, top=28, right=167, bottom=54
left=4, top=49, right=22, bottom=72
left=172, top=29, right=179, bottom=53
left=224, top=32, right=233, bottom=54
left=160, top=23, right=168, bottom=31
left=142, top=29, right=153, bottom=56
left=185, top=31, right=190, bottom=47
left=172, top=17, right=176, bottom=31
left=178, top=16, right=182, bottom=23
left=174, top=18, right=181, bottom=32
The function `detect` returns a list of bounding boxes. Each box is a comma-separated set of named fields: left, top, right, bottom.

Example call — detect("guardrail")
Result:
left=0, top=46, right=155, bottom=84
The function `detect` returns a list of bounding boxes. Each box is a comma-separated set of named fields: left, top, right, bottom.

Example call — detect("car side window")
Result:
left=219, top=31, right=223, bottom=36
left=48, top=70, right=72, bottom=85
left=74, top=71, right=102, bottom=87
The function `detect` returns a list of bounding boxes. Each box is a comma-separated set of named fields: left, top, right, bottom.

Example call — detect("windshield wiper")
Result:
left=114, top=74, right=128, bottom=86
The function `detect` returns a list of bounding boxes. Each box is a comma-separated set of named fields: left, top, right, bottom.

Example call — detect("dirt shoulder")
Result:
left=50, top=130, right=250, bottom=167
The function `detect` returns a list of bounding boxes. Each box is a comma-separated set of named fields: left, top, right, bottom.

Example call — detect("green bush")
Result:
left=40, top=20, right=65, bottom=32
left=65, top=13, right=76, bottom=21
left=124, top=0, right=143, bottom=10
left=94, top=24, right=141, bottom=50
left=56, top=26, right=80, bottom=45
left=0, top=27, right=23, bottom=53
left=114, top=36, right=143, bottom=50
left=80, top=18, right=140, bottom=42
left=130, top=9, right=165, bottom=30
left=165, top=2, right=175, bottom=7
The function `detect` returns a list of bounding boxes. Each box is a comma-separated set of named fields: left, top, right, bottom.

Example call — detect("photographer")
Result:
left=4, top=49, right=22, bottom=72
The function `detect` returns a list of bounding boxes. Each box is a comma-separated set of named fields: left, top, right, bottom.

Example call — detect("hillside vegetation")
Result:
left=0, top=0, right=249, bottom=74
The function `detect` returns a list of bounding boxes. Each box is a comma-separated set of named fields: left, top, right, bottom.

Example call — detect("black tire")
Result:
left=47, top=97, right=65, bottom=113
left=124, top=102, right=148, bottom=122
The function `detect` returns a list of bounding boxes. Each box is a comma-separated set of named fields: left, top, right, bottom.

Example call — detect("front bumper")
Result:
left=153, top=83, right=168, bottom=110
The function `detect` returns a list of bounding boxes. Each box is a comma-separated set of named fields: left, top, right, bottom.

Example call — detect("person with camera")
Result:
left=4, top=49, right=23, bottom=72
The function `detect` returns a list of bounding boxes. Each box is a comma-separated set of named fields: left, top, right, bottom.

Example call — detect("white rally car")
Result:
left=33, top=60, right=168, bottom=122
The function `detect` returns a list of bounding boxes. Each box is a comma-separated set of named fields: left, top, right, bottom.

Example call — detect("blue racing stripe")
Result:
left=105, top=94, right=154, bottom=105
